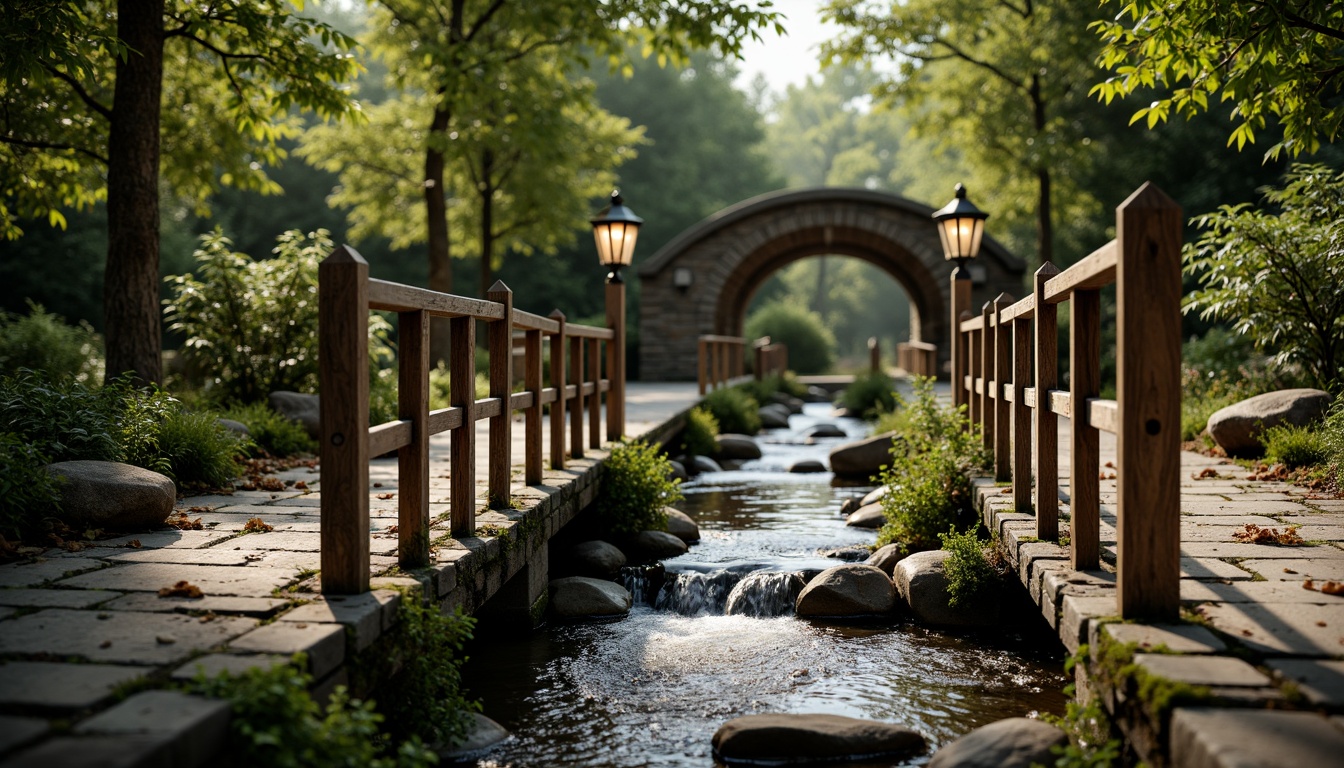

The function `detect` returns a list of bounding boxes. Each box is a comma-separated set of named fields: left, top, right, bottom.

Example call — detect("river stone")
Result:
left=667, top=459, right=689, bottom=482
left=549, top=577, right=632, bottom=618
left=894, top=550, right=1001, bottom=628
left=713, top=713, right=925, bottom=765
left=796, top=564, right=896, bottom=618
left=217, top=418, right=250, bottom=436
left=789, top=459, right=827, bottom=474
left=1207, top=388, right=1332, bottom=456
left=768, top=392, right=805, bottom=414
left=716, top=434, right=763, bottom=460
left=435, top=712, right=510, bottom=759
left=621, top=530, right=689, bottom=563
left=865, top=544, right=904, bottom=576
left=804, top=385, right=832, bottom=402
left=820, top=546, right=871, bottom=562
left=805, top=422, right=847, bottom=438
left=927, top=717, right=1068, bottom=768
left=269, top=391, right=321, bottom=439
left=691, top=455, right=724, bottom=474
left=861, top=486, right=889, bottom=506
left=46, top=461, right=175, bottom=529
left=846, top=503, right=885, bottom=529
left=664, top=507, right=700, bottom=543
left=567, top=540, right=627, bottom=578
left=759, top=403, right=792, bottom=429
left=830, top=432, right=900, bottom=479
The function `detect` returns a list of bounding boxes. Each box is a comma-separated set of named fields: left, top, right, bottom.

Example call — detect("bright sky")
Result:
left=733, top=0, right=839, bottom=94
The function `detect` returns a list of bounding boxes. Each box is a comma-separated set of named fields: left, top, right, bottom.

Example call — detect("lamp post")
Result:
left=932, top=184, right=988, bottom=411
left=591, top=189, right=643, bottom=441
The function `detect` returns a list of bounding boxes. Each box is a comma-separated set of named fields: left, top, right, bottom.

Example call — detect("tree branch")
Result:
left=38, top=62, right=112, bottom=121
left=0, top=134, right=108, bottom=164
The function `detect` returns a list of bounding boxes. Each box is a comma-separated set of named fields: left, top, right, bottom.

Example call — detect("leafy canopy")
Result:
left=1092, top=1, right=1344, bottom=159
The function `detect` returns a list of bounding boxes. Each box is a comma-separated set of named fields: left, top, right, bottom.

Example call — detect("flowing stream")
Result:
left=459, top=403, right=1068, bottom=767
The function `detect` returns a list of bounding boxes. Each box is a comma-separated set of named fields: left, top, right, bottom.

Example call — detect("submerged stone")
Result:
left=621, top=530, right=689, bottom=563
left=715, top=434, right=763, bottom=460
left=713, top=713, right=925, bottom=764
left=928, top=718, right=1069, bottom=768
left=548, top=577, right=631, bottom=619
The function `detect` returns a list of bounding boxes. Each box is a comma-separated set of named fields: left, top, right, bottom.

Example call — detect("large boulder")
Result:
left=1207, top=388, right=1332, bottom=456
left=715, top=434, right=763, bottom=460
left=46, top=461, right=175, bottom=529
left=713, top=713, right=925, bottom=765
left=845, top=503, right=885, bottom=529
left=691, top=455, right=724, bottom=474
left=620, top=530, right=689, bottom=563
left=804, top=422, right=847, bottom=439
left=830, top=432, right=900, bottom=479
left=865, top=543, right=904, bottom=575
left=928, top=718, right=1068, bottom=768
left=664, top=507, right=701, bottom=543
left=566, top=540, right=627, bottom=578
left=789, top=459, right=827, bottom=474
left=269, top=391, right=321, bottom=439
left=795, top=564, right=895, bottom=618
left=667, top=459, right=689, bottom=482
left=804, top=385, right=832, bottom=403
left=549, top=577, right=632, bottom=618
left=758, top=404, right=792, bottom=429
left=894, top=550, right=1001, bottom=628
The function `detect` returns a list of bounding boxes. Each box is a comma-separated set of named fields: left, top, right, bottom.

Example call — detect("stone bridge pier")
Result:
left=637, top=188, right=1025, bottom=381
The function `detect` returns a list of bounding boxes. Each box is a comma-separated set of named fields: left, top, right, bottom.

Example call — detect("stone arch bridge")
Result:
left=637, top=187, right=1026, bottom=381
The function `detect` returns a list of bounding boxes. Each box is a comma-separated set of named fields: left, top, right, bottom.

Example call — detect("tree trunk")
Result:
left=479, top=148, right=494, bottom=299
left=104, top=0, right=165, bottom=385
left=426, top=106, right=453, bottom=365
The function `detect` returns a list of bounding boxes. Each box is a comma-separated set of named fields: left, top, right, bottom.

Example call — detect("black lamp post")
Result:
left=591, top=189, right=642, bottom=439
left=932, top=184, right=989, bottom=409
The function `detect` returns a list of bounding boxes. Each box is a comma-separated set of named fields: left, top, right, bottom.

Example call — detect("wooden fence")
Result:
left=953, top=183, right=1183, bottom=620
left=318, top=247, right=618, bottom=594
left=754, top=336, right=788, bottom=381
left=896, top=341, right=937, bottom=378
left=697, top=334, right=747, bottom=394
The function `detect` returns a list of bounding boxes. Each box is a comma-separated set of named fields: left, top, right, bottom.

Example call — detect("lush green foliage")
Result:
left=1, top=370, right=125, bottom=462
left=1179, top=332, right=1292, bottom=443
left=1260, top=424, right=1331, bottom=471
left=0, top=434, right=61, bottom=541
left=701, top=387, right=762, bottom=436
left=222, top=403, right=316, bottom=458
left=737, top=373, right=806, bottom=407
left=1184, top=164, right=1344, bottom=393
left=193, top=659, right=435, bottom=768
left=595, top=441, right=682, bottom=535
left=838, top=372, right=896, bottom=420
left=155, top=410, right=245, bottom=489
left=681, top=407, right=720, bottom=459
left=1324, top=399, right=1344, bottom=487
left=376, top=600, right=480, bottom=748
left=744, top=301, right=835, bottom=375
left=876, top=378, right=989, bottom=553
left=938, top=526, right=998, bottom=608
left=1092, top=2, right=1344, bottom=159
left=0, top=302, right=102, bottom=384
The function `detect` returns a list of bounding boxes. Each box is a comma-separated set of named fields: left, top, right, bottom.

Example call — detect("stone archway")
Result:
left=636, top=187, right=1025, bottom=381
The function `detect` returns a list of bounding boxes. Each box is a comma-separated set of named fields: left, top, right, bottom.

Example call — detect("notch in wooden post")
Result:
left=1033, top=262, right=1061, bottom=538
left=450, top=316, right=476, bottom=537
left=486, top=281, right=513, bottom=509
left=397, top=309, right=430, bottom=569
left=549, top=310, right=567, bottom=471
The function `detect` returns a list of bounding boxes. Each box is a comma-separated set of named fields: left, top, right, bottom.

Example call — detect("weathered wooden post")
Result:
left=1070, top=287, right=1101, bottom=570
left=869, top=337, right=880, bottom=374
left=524, top=328, right=543, bottom=484
left=569, top=334, right=585, bottom=459
left=1116, top=183, right=1183, bottom=620
left=487, top=282, right=513, bottom=509
left=450, top=315, right=476, bottom=537
left=980, top=300, right=995, bottom=454
left=1034, top=263, right=1061, bottom=538
left=1012, top=311, right=1032, bottom=513
left=967, top=314, right=982, bottom=432
left=588, top=337, right=601, bottom=449
left=549, top=310, right=567, bottom=471
left=397, top=306, right=430, bottom=569
left=319, top=247, right=371, bottom=595
left=993, top=293, right=1013, bottom=481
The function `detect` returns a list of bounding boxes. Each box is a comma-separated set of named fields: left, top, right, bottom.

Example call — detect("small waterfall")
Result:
left=653, top=569, right=803, bottom=618
left=724, top=571, right=805, bottom=618
left=619, top=563, right=665, bottom=606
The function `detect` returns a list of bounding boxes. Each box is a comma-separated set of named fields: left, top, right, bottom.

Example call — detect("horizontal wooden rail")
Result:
left=951, top=183, right=1182, bottom=621
left=897, top=340, right=937, bottom=378
left=321, top=257, right=619, bottom=596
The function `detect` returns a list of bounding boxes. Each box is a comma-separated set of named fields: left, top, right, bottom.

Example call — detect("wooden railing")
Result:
left=868, top=337, right=882, bottom=374
left=954, top=183, right=1182, bottom=620
left=318, top=248, right=618, bottom=594
left=697, top=334, right=747, bottom=394
left=753, top=336, right=788, bottom=381
left=897, top=341, right=937, bottom=378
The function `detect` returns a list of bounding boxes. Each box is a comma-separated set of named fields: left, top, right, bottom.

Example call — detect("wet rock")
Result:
left=667, top=459, right=689, bottom=482
left=758, top=404, right=792, bottom=429
left=830, top=431, right=899, bottom=480
left=46, top=461, right=175, bottom=529
left=805, top=422, right=847, bottom=439
left=435, top=712, right=510, bottom=759
left=269, top=391, right=320, bottom=439
left=820, top=546, right=871, bottom=562
left=217, top=418, right=250, bottom=436
left=831, top=406, right=853, bottom=419
left=715, top=434, right=763, bottom=460
left=845, top=503, right=885, bottom=529
left=789, top=459, right=827, bottom=474
left=713, top=713, right=925, bottom=765
left=928, top=717, right=1068, bottom=768
left=720, top=459, right=744, bottom=471
left=691, top=455, right=724, bottom=474
left=804, top=385, right=832, bottom=402
left=894, top=550, right=1001, bottom=628
left=620, top=530, right=689, bottom=563
left=768, top=392, right=805, bottom=414
left=567, top=541, right=627, bottom=578
left=861, top=486, right=889, bottom=506
left=1207, top=388, right=1332, bottom=456
left=548, top=577, right=631, bottom=619
left=664, top=507, right=700, bottom=543
left=839, top=496, right=865, bottom=516
left=865, top=544, right=904, bottom=576
left=795, top=564, right=895, bottom=618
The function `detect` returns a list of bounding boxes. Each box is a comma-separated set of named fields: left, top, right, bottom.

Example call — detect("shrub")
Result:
left=701, top=386, right=761, bottom=435
left=681, top=407, right=720, bottom=458
left=1260, top=424, right=1330, bottom=469
left=595, top=440, right=682, bottom=535
left=1324, top=397, right=1344, bottom=486
left=1178, top=331, right=1295, bottom=442
left=0, top=302, right=103, bottom=385
left=745, top=301, right=836, bottom=374
left=156, top=410, right=246, bottom=489
left=1, top=370, right=124, bottom=462
left=738, top=373, right=807, bottom=406
left=0, top=433, right=61, bottom=541
left=223, top=402, right=317, bottom=457
left=376, top=600, right=480, bottom=748
left=838, top=371, right=896, bottom=419
left=939, top=526, right=999, bottom=607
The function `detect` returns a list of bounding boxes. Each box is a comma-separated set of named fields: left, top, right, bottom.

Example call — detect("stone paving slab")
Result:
left=73, top=690, right=230, bottom=768
left=56, top=562, right=301, bottom=596
left=169, top=653, right=290, bottom=682
left=1171, top=708, right=1344, bottom=768
left=1099, top=622, right=1227, bottom=654
left=99, top=593, right=289, bottom=617
left=1240, top=559, right=1344, bottom=582
left=94, top=530, right=236, bottom=549
left=0, top=718, right=47, bottom=755
left=229, top=620, right=345, bottom=679
left=1193, top=602, right=1344, bottom=657
left=1179, top=557, right=1255, bottom=581
left=1266, top=659, right=1344, bottom=708
left=1134, top=654, right=1271, bottom=687
left=0, top=734, right=175, bottom=768
left=0, top=662, right=152, bottom=712
left=1181, top=580, right=1344, bottom=605
left=0, top=558, right=108, bottom=588
left=0, top=588, right=121, bottom=608
left=0, top=609, right=256, bottom=665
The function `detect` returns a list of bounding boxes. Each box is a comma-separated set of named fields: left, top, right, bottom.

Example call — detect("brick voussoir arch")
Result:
left=637, top=187, right=1024, bottom=382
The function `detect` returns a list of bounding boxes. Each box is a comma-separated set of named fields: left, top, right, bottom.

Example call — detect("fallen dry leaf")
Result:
left=376, top=492, right=395, bottom=500
left=242, top=517, right=274, bottom=533
left=1322, top=581, right=1344, bottom=596
left=1304, top=579, right=1317, bottom=591
left=1193, top=468, right=1219, bottom=479
left=293, top=481, right=309, bottom=491
left=1233, top=523, right=1303, bottom=546
left=158, top=580, right=204, bottom=599
left=164, top=512, right=203, bottom=531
